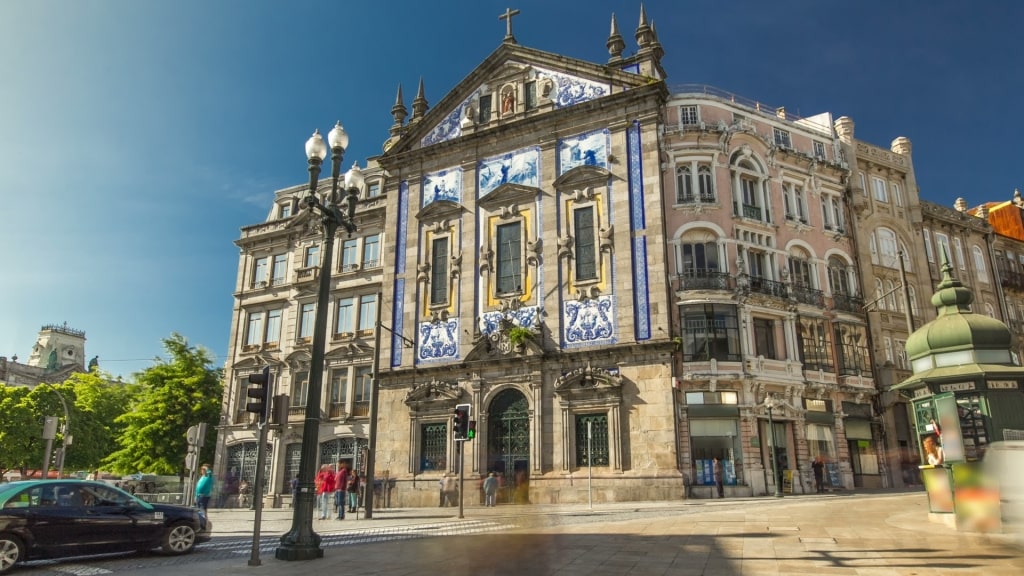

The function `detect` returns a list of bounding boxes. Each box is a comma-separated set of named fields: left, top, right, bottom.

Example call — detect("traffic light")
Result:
left=467, top=420, right=476, bottom=441
left=246, top=367, right=272, bottom=423
left=453, top=403, right=470, bottom=440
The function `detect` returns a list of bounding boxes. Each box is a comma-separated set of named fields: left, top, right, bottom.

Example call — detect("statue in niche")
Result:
left=501, top=87, right=515, bottom=114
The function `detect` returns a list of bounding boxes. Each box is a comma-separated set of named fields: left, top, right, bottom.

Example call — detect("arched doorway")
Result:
left=487, top=388, right=530, bottom=504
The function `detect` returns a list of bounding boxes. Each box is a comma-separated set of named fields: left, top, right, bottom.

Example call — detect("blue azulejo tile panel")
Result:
left=533, top=65, right=608, bottom=109
left=626, top=121, right=645, bottom=231
left=558, top=129, right=610, bottom=174
left=479, top=306, right=539, bottom=335
left=396, top=181, right=409, bottom=275
left=391, top=279, right=406, bottom=367
left=562, top=296, right=616, bottom=348
left=421, top=94, right=476, bottom=147
left=478, top=147, right=540, bottom=197
left=417, top=318, right=460, bottom=363
left=422, top=168, right=463, bottom=206
left=631, top=237, right=651, bottom=341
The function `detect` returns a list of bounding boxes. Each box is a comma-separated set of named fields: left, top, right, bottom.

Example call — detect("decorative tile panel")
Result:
left=396, top=181, right=409, bottom=274
left=421, top=92, right=478, bottom=147
left=478, top=147, right=540, bottom=197
left=627, top=121, right=646, bottom=230
left=632, top=237, right=651, bottom=340
left=417, top=318, right=460, bottom=363
left=533, top=65, right=608, bottom=109
left=422, top=168, right=463, bottom=206
left=480, top=306, right=539, bottom=335
left=558, top=129, right=610, bottom=174
left=563, top=296, right=616, bottom=348
left=391, top=278, right=405, bottom=367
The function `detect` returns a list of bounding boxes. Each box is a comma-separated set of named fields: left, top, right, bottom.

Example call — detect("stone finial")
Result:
left=410, top=77, right=428, bottom=123
left=954, top=197, right=968, bottom=212
left=891, top=136, right=912, bottom=155
left=834, top=116, right=855, bottom=142
left=635, top=3, right=653, bottom=48
left=390, top=83, right=407, bottom=136
left=606, top=13, right=625, bottom=61
left=650, top=20, right=664, bottom=60
left=1014, top=188, right=1024, bottom=207
left=978, top=204, right=989, bottom=219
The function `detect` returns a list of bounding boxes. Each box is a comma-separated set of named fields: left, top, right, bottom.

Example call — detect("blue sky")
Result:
left=1, top=1, right=1021, bottom=378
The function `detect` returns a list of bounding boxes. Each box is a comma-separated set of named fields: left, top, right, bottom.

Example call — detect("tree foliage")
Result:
left=0, top=385, right=37, bottom=475
left=102, top=334, right=222, bottom=475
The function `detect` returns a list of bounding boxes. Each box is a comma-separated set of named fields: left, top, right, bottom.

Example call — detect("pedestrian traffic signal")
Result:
left=453, top=403, right=470, bottom=439
left=246, top=367, right=272, bottom=423
left=467, top=420, right=476, bottom=441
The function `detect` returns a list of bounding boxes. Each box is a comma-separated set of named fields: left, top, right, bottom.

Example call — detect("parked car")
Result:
left=0, top=479, right=212, bottom=573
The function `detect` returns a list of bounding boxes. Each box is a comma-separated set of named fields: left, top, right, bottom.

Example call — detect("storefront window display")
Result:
left=690, top=418, right=740, bottom=486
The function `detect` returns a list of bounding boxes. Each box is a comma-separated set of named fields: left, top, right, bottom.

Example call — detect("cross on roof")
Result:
left=499, top=7, right=520, bottom=43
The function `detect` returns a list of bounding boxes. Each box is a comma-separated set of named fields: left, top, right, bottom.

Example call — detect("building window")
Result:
left=690, top=418, right=740, bottom=487
left=798, top=317, right=834, bottom=372
left=358, top=294, right=377, bottom=332
left=773, top=127, right=792, bottom=148
left=574, top=206, right=597, bottom=281
left=367, top=182, right=381, bottom=198
left=895, top=339, right=909, bottom=370
left=697, top=166, right=714, bottom=202
left=784, top=184, right=807, bottom=223
left=679, top=304, right=741, bottom=362
left=336, top=297, right=354, bottom=335
left=353, top=366, right=372, bottom=417
left=246, top=312, right=263, bottom=346
left=680, top=241, right=720, bottom=275
left=304, top=245, right=320, bottom=268
left=892, top=183, right=903, bottom=207
left=430, top=237, right=449, bottom=305
left=806, top=424, right=836, bottom=460
left=363, top=234, right=380, bottom=269
left=299, top=303, right=315, bottom=339
left=675, top=166, right=692, bottom=203
left=680, top=105, right=699, bottom=126
left=574, top=414, right=610, bottom=467
left=419, top=423, right=448, bottom=472
left=876, top=228, right=899, bottom=268
left=954, top=237, right=966, bottom=271
left=973, top=245, right=989, bottom=282
left=828, top=257, right=851, bottom=295
left=253, top=256, right=269, bottom=288
left=923, top=229, right=934, bottom=263
left=292, top=371, right=309, bottom=408
left=524, top=81, right=537, bottom=110
left=265, top=309, right=282, bottom=345
left=812, top=141, right=826, bottom=160
left=271, top=254, right=287, bottom=286
left=753, top=318, right=778, bottom=360
left=908, top=285, right=919, bottom=316
left=859, top=172, right=867, bottom=196
left=875, top=279, right=887, bottom=311
left=478, top=94, right=492, bottom=124
left=279, top=203, right=292, bottom=219
left=934, top=232, right=951, bottom=265
left=872, top=177, right=888, bottom=203
left=789, top=254, right=814, bottom=287
left=888, top=280, right=901, bottom=311
left=496, top=221, right=522, bottom=294
left=835, top=324, right=870, bottom=376
left=685, top=391, right=739, bottom=404
left=341, top=239, right=359, bottom=272
left=740, top=177, right=760, bottom=220
left=329, top=369, right=349, bottom=406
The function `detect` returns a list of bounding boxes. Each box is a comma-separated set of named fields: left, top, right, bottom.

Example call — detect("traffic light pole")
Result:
left=457, top=439, right=465, bottom=519
left=248, top=421, right=269, bottom=566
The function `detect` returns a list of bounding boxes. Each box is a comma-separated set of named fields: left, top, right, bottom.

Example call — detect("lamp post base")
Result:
left=275, top=534, right=324, bottom=561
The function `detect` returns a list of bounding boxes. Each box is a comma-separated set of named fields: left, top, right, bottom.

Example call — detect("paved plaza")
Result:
left=24, top=492, right=1024, bottom=575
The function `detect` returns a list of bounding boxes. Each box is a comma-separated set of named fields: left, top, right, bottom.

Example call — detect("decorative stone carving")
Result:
left=557, top=235, right=574, bottom=260
left=479, top=245, right=494, bottom=274
left=599, top=224, right=614, bottom=253
left=450, top=250, right=462, bottom=278
left=526, top=238, right=542, bottom=266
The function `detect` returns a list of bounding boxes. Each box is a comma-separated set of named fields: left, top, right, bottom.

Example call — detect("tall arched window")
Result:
left=908, top=285, right=919, bottom=316
left=876, top=228, right=899, bottom=268
left=827, top=256, right=851, bottom=295
left=697, top=166, right=714, bottom=202
left=875, top=279, right=886, bottom=311
left=676, top=166, right=692, bottom=203
left=887, top=280, right=900, bottom=311
left=972, top=245, right=989, bottom=283
left=788, top=248, right=814, bottom=287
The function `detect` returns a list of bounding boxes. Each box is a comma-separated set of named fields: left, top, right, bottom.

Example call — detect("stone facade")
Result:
left=0, top=323, right=87, bottom=388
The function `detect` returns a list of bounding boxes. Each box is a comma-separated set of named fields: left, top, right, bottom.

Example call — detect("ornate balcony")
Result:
left=748, top=276, right=787, bottom=299
left=741, top=204, right=762, bottom=220
left=790, top=284, right=825, bottom=307
left=674, top=270, right=734, bottom=291
left=831, top=293, right=865, bottom=314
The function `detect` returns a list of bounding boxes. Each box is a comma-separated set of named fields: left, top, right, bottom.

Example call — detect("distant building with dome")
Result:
left=0, top=323, right=89, bottom=388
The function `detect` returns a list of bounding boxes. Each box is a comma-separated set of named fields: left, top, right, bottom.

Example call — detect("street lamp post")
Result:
left=765, top=394, right=783, bottom=498
left=276, top=122, right=362, bottom=561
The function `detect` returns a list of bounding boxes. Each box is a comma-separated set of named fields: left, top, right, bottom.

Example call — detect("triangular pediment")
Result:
left=478, top=183, right=541, bottom=211
left=415, top=199, right=465, bottom=223
left=552, top=165, right=613, bottom=189
left=554, top=362, right=623, bottom=399
left=384, top=43, right=654, bottom=156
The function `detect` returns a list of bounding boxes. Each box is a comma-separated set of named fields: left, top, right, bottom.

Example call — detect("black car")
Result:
left=0, top=479, right=212, bottom=573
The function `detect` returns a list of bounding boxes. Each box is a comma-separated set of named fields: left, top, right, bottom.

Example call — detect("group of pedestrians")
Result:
left=439, top=471, right=501, bottom=507
left=314, top=461, right=361, bottom=519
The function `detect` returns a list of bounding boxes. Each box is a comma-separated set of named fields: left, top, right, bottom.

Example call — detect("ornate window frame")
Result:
left=554, top=364, right=623, bottom=472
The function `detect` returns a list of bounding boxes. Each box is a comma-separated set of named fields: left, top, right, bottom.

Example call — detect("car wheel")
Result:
left=161, top=522, right=197, bottom=554
left=0, top=535, right=24, bottom=573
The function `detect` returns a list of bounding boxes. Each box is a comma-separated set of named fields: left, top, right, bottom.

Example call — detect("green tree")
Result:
left=0, top=385, right=37, bottom=476
left=59, top=371, right=138, bottom=472
left=102, top=334, right=222, bottom=475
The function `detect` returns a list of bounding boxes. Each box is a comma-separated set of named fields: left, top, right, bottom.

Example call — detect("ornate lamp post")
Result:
left=276, top=122, right=362, bottom=561
left=765, top=393, right=783, bottom=498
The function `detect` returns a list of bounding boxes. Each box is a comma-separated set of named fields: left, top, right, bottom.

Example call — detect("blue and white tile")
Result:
left=478, top=147, right=540, bottom=198
left=563, top=296, right=616, bottom=347
left=422, top=168, right=463, bottom=206
left=417, top=318, right=460, bottom=362
left=558, top=129, right=610, bottom=174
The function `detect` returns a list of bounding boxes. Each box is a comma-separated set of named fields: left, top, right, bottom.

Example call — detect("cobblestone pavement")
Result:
left=14, top=492, right=1024, bottom=575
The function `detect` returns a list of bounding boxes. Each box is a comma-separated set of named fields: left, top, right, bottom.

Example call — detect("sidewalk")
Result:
left=147, top=492, right=1024, bottom=575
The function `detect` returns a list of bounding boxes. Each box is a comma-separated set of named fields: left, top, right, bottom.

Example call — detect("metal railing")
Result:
left=832, top=293, right=864, bottom=314
left=741, top=204, right=762, bottom=221
left=674, top=270, right=734, bottom=291
left=748, top=277, right=787, bottom=299
left=790, top=285, right=825, bottom=307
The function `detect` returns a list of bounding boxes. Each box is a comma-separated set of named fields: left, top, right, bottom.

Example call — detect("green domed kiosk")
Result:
left=893, top=254, right=1024, bottom=527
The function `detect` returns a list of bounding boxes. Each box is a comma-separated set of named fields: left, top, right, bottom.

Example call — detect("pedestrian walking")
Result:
left=335, top=461, right=350, bottom=519
left=713, top=457, right=724, bottom=498
left=442, top=473, right=458, bottom=507
left=347, top=470, right=360, bottom=512
left=194, top=464, right=214, bottom=512
left=483, top=472, right=499, bottom=507
left=315, top=464, right=335, bottom=520
left=812, top=456, right=826, bottom=493
left=290, top=474, right=299, bottom=508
